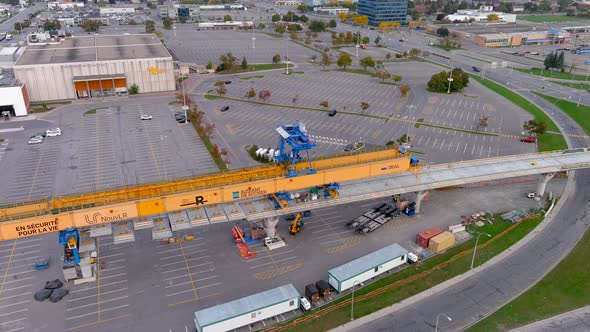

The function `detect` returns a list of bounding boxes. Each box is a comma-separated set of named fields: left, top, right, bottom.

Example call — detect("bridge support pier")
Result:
left=414, top=191, right=428, bottom=214
left=536, top=173, right=556, bottom=197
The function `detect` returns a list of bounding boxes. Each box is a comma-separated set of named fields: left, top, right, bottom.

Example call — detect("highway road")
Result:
left=328, top=21, right=590, bottom=332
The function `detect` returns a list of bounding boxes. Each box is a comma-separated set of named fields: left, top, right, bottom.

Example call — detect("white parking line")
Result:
left=67, top=295, right=128, bottom=311
left=166, top=289, right=193, bottom=297
left=0, top=244, right=39, bottom=253
left=0, top=318, right=26, bottom=325
left=99, top=252, right=126, bottom=259
left=2, top=277, right=34, bottom=285
left=0, top=308, right=27, bottom=317
left=165, top=275, right=219, bottom=289
left=0, top=300, right=29, bottom=310
left=4, top=327, right=24, bottom=332
left=249, top=257, right=297, bottom=269
left=100, top=304, right=129, bottom=313
left=68, top=288, right=128, bottom=302
left=162, top=261, right=214, bottom=274
left=99, top=272, right=126, bottom=280
left=196, top=282, right=222, bottom=290
left=247, top=250, right=295, bottom=262
left=160, top=255, right=211, bottom=267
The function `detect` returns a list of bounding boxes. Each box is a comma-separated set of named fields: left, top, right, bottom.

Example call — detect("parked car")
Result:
left=220, top=106, right=230, bottom=112
left=344, top=144, right=353, bottom=152
left=328, top=109, right=337, bottom=117
left=527, top=192, right=536, bottom=198
left=472, top=66, right=480, bottom=72
left=224, top=81, right=232, bottom=84
left=140, top=114, right=153, bottom=120
left=520, top=137, right=536, bottom=143
left=46, top=128, right=61, bottom=137
left=28, top=136, right=43, bottom=144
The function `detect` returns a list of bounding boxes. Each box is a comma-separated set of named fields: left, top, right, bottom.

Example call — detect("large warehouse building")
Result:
left=13, top=34, right=175, bottom=102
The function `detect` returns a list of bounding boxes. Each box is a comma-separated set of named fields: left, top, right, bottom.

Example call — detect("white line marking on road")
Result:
left=0, top=318, right=26, bottom=325
left=0, top=308, right=27, bottom=317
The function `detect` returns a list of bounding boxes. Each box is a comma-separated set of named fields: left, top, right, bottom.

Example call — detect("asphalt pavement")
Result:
left=328, top=20, right=590, bottom=332
left=509, top=305, right=590, bottom=332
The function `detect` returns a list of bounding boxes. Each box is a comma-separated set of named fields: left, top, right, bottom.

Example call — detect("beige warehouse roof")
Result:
left=15, top=34, right=171, bottom=66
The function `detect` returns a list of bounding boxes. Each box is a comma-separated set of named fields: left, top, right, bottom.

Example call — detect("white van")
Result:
left=5, top=34, right=12, bottom=40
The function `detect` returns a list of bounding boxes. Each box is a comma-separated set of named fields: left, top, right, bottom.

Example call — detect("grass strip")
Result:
left=513, top=68, right=590, bottom=81
left=467, top=226, right=590, bottom=331
left=548, top=81, right=590, bottom=90
left=518, top=15, right=588, bottom=22
left=271, top=214, right=544, bottom=332
left=83, top=107, right=107, bottom=116
left=187, top=115, right=227, bottom=171
left=535, top=93, right=590, bottom=135
left=240, top=75, right=265, bottom=80
left=470, top=76, right=567, bottom=151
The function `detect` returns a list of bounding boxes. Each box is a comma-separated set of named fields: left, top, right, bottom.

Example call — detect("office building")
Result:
left=358, top=0, right=408, bottom=26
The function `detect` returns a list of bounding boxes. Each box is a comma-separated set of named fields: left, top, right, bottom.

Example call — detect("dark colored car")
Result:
left=344, top=144, right=353, bottom=152
left=472, top=66, right=480, bottom=72
left=224, top=81, right=232, bottom=84
left=221, top=106, right=230, bottom=112
left=328, top=109, right=337, bottom=117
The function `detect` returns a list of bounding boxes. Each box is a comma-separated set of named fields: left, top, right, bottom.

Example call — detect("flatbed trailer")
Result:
left=347, top=204, right=401, bottom=234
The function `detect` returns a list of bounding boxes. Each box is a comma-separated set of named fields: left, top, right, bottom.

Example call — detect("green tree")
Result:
left=437, top=27, right=449, bottom=37
left=320, top=52, right=332, bottom=68
left=163, top=17, right=173, bottom=29
left=299, top=15, right=309, bottom=23
left=272, top=54, right=281, bottom=64
left=558, top=0, right=572, bottom=12
left=80, top=20, right=101, bottom=32
left=376, top=70, right=391, bottom=82
left=288, top=24, right=302, bottom=31
left=557, top=51, right=565, bottom=71
left=283, top=11, right=299, bottom=22
left=328, top=19, right=337, bottom=28
left=241, top=56, right=248, bottom=69
left=337, top=53, right=352, bottom=69
left=246, top=88, right=256, bottom=100
left=219, top=52, right=237, bottom=70
left=223, top=14, right=232, bottom=22
left=523, top=120, right=547, bottom=136
left=538, top=0, right=551, bottom=12
left=178, top=16, right=187, bottom=23
left=361, top=36, right=370, bottom=44
left=258, top=22, right=266, bottom=29
left=128, top=19, right=137, bottom=25
left=206, top=61, right=213, bottom=70
left=427, top=68, right=469, bottom=93
left=129, top=84, right=139, bottom=95
left=487, top=13, right=500, bottom=21
left=275, top=25, right=286, bottom=35
left=359, top=56, right=375, bottom=71
left=43, top=19, right=61, bottom=31
left=360, top=102, right=369, bottom=111
left=396, top=133, right=411, bottom=145
left=399, top=84, right=411, bottom=97
left=375, top=36, right=381, bottom=44
left=271, top=14, right=281, bottom=22
left=393, top=75, right=402, bottom=83
left=409, top=48, right=421, bottom=56
left=97, top=0, right=107, bottom=7
left=145, top=20, right=155, bottom=33
left=309, top=20, right=326, bottom=32
left=297, top=3, right=308, bottom=12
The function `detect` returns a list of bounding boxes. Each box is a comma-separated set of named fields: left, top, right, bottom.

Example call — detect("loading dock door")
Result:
left=73, top=75, right=126, bottom=99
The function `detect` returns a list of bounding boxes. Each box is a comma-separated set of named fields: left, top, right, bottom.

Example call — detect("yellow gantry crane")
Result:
left=0, top=147, right=420, bottom=241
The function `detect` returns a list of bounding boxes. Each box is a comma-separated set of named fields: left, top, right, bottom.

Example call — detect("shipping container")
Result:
left=328, top=243, right=408, bottom=293
left=194, top=284, right=299, bottom=332
left=305, top=284, right=320, bottom=304
left=428, top=231, right=456, bottom=253
left=315, top=280, right=331, bottom=300
left=416, top=227, right=443, bottom=248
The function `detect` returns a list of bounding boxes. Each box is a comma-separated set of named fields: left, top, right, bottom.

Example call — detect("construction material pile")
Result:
left=461, top=212, right=488, bottom=227
left=34, top=279, right=69, bottom=303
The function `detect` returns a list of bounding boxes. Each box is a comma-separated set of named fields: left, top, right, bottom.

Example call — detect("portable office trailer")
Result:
left=328, top=243, right=408, bottom=293
left=194, top=284, right=300, bottom=332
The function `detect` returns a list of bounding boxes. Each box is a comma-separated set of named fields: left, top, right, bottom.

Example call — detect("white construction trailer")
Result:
left=328, top=243, right=408, bottom=293
left=194, top=284, right=300, bottom=332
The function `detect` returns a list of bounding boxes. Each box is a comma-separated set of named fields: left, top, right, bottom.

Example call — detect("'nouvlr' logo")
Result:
left=84, top=212, right=129, bottom=225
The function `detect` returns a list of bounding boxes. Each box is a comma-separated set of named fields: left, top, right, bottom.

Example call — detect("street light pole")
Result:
left=350, top=280, right=362, bottom=321
left=446, top=70, right=454, bottom=94
left=435, top=313, right=452, bottom=332
left=470, top=233, right=491, bottom=269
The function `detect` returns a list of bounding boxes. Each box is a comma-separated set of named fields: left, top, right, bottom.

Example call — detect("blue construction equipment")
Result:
left=410, top=156, right=420, bottom=167
left=323, top=182, right=340, bottom=198
left=33, top=258, right=49, bottom=270
left=274, top=122, right=317, bottom=178
left=58, top=228, right=80, bottom=265
left=268, top=191, right=290, bottom=209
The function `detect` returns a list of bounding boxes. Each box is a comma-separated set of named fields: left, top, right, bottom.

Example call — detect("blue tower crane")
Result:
left=274, top=122, right=317, bottom=178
